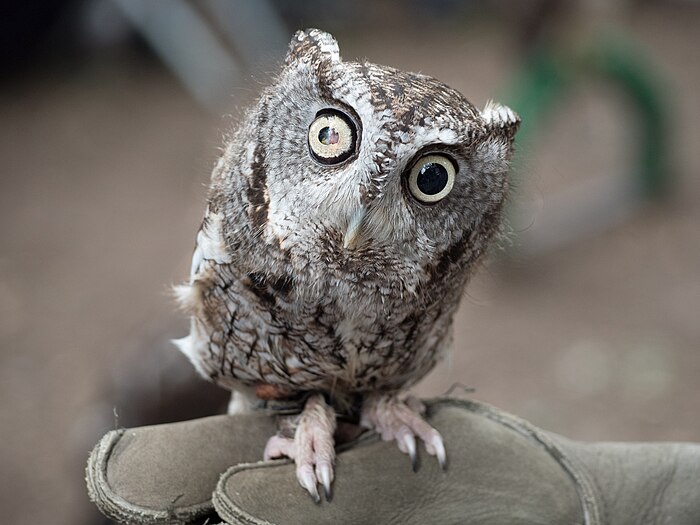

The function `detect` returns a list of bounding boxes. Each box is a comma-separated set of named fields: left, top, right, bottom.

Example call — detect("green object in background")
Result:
left=508, top=33, right=671, bottom=200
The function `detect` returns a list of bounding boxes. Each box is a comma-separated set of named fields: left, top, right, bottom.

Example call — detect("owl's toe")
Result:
left=263, top=393, right=337, bottom=503
left=296, top=393, right=337, bottom=502
left=263, top=434, right=295, bottom=461
left=361, top=393, right=447, bottom=470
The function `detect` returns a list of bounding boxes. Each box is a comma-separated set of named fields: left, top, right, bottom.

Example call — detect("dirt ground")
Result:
left=1, top=4, right=698, bottom=524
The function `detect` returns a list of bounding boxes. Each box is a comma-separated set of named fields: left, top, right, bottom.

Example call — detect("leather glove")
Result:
left=86, top=398, right=700, bottom=525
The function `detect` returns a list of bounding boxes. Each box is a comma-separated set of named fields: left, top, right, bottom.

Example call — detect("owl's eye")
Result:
left=407, top=154, right=457, bottom=203
left=308, top=109, right=357, bottom=165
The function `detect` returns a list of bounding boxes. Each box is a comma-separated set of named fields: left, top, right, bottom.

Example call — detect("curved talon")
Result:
left=316, top=461, right=333, bottom=502
left=297, top=465, right=320, bottom=503
left=431, top=432, right=447, bottom=470
left=361, top=394, right=446, bottom=471
left=396, top=428, right=417, bottom=471
left=263, top=393, right=337, bottom=502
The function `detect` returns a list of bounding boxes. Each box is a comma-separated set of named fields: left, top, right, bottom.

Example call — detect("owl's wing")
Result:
left=188, top=207, right=233, bottom=283
left=174, top=204, right=232, bottom=323
left=173, top=206, right=233, bottom=375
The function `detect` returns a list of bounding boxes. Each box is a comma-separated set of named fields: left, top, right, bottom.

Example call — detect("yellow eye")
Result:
left=407, top=154, right=456, bottom=203
left=308, top=109, right=357, bottom=165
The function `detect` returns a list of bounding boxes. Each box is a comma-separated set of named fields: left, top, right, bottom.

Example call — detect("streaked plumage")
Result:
left=175, top=29, right=519, bottom=500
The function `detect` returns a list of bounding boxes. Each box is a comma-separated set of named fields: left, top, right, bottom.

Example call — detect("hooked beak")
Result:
left=343, top=207, right=366, bottom=250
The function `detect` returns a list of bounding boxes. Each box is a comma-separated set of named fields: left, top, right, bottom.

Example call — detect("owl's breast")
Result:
left=182, top=260, right=456, bottom=395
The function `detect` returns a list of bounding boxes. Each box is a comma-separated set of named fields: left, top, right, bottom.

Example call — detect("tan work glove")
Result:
left=86, top=398, right=700, bottom=525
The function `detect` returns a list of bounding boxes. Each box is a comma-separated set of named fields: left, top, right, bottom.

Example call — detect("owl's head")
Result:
left=213, top=29, right=519, bottom=306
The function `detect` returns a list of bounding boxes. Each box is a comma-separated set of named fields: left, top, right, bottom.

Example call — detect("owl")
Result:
left=174, top=29, right=519, bottom=502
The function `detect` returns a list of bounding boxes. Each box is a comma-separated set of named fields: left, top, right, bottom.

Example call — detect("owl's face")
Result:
left=216, top=30, right=519, bottom=305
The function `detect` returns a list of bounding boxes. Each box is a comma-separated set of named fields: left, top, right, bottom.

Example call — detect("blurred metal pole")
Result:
left=112, top=0, right=241, bottom=112
left=203, top=0, right=290, bottom=73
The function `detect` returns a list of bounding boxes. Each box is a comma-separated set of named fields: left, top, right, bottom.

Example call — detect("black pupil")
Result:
left=318, top=126, right=340, bottom=145
left=416, top=162, right=448, bottom=195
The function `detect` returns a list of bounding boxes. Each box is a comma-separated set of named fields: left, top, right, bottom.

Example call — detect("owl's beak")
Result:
left=343, top=207, right=366, bottom=250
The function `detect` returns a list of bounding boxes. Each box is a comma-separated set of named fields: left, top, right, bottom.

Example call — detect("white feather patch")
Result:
left=481, top=100, right=519, bottom=128
left=172, top=325, right=209, bottom=379
left=190, top=209, right=232, bottom=280
left=227, top=389, right=256, bottom=415
left=172, top=282, right=203, bottom=314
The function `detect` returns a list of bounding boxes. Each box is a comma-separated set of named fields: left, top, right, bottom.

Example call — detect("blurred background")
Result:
left=1, top=0, right=698, bottom=523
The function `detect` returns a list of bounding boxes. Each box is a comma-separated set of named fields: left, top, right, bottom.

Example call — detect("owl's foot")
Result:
left=263, top=393, right=337, bottom=503
left=361, top=394, right=446, bottom=471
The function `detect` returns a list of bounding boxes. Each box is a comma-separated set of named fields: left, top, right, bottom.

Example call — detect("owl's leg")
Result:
left=361, top=393, right=446, bottom=470
left=263, top=393, right=337, bottom=503
left=227, top=386, right=257, bottom=415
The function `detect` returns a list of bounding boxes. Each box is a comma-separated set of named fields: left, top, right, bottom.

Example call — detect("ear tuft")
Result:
left=285, top=28, right=341, bottom=66
left=481, top=100, right=520, bottom=141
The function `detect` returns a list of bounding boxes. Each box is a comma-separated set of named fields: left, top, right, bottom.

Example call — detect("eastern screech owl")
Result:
left=175, top=29, right=519, bottom=502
